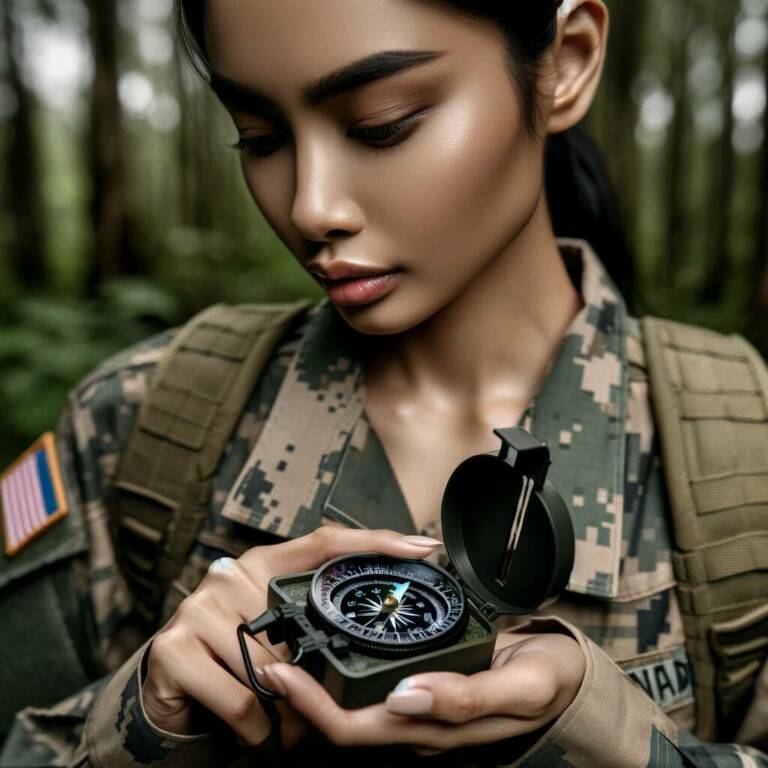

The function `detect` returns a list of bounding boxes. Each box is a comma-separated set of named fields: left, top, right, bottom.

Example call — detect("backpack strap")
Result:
left=641, top=315, right=768, bottom=741
left=112, top=300, right=313, bottom=624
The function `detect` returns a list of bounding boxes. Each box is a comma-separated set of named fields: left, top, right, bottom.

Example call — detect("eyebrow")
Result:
left=209, top=49, right=445, bottom=116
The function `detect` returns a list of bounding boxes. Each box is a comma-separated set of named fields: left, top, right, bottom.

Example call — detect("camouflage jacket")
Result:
left=1, top=239, right=767, bottom=767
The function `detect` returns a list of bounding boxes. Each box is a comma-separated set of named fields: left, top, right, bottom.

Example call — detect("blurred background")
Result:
left=0, top=0, right=767, bottom=466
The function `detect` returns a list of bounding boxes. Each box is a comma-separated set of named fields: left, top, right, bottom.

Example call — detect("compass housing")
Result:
left=268, top=569, right=495, bottom=709
left=264, top=426, right=575, bottom=708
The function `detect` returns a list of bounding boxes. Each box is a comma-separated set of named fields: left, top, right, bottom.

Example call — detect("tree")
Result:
left=1, top=0, right=48, bottom=289
left=595, top=0, right=647, bottom=247
left=753, top=29, right=768, bottom=331
left=85, top=0, right=134, bottom=288
left=661, top=5, right=693, bottom=298
left=699, top=2, right=737, bottom=304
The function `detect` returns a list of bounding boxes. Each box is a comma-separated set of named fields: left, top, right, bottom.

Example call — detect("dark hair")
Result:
left=176, top=0, right=634, bottom=303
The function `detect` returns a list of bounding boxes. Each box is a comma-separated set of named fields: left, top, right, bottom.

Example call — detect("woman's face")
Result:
left=204, top=0, right=552, bottom=335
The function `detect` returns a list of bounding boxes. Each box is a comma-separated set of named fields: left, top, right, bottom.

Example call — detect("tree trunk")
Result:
left=601, top=0, right=647, bottom=247
left=1, top=0, right=47, bottom=289
left=699, top=3, right=737, bottom=304
left=85, top=0, right=131, bottom=290
left=660, top=5, right=692, bottom=300
left=753, top=38, right=768, bottom=326
left=173, top=47, right=217, bottom=232
left=174, top=42, right=195, bottom=226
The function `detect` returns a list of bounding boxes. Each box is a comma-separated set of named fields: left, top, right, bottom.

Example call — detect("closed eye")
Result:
left=230, top=133, right=285, bottom=157
left=230, top=109, right=428, bottom=158
left=348, top=109, right=426, bottom=147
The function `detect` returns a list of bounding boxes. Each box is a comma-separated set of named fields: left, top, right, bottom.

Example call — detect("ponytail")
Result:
left=546, top=125, right=635, bottom=304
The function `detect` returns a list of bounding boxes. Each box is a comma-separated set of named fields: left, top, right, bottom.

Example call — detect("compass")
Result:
left=307, top=555, right=468, bottom=657
left=237, top=426, right=575, bottom=709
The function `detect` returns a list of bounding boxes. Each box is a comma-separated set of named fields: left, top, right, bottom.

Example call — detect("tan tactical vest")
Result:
left=114, top=304, right=768, bottom=742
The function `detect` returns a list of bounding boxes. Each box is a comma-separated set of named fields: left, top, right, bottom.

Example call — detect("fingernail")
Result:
left=394, top=677, right=413, bottom=693
left=259, top=665, right=287, bottom=697
left=386, top=688, right=434, bottom=716
left=403, top=536, right=442, bottom=548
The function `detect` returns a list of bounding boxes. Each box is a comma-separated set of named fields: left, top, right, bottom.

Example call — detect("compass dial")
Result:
left=308, top=554, right=468, bottom=657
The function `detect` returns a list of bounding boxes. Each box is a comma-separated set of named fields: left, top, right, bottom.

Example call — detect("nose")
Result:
left=290, top=136, right=365, bottom=243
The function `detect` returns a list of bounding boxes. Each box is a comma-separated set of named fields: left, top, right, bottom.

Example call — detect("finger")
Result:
left=148, top=640, right=272, bottom=747
left=197, top=557, right=294, bottom=662
left=262, top=662, right=531, bottom=751
left=385, top=662, right=558, bottom=724
left=242, top=527, right=442, bottom=576
left=197, top=610, right=286, bottom=685
left=260, top=662, right=421, bottom=747
left=196, top=626, right=307, bottom=750
left=275, top=700, right=309, bottom=751
left=174, top=580, right=292, bottom=677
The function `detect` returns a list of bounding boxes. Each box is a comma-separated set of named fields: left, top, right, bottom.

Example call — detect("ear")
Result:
left=547, top=0, right=608, bottom=134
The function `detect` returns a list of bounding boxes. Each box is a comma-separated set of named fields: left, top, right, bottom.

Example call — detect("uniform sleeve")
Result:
left=79, top=640, right=243, bottom=768
left=459, top=618, right=768, bottom=768
left=0, top=637, right=281, bottom=768
left=0, top=336, right=280, bottom=767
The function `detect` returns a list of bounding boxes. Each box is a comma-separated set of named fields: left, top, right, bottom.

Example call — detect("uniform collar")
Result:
left=221, top=238, right=628, bottom=599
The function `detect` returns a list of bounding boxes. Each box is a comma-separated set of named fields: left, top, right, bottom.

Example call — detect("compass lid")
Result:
left=441, top=427, right=575, bottom=617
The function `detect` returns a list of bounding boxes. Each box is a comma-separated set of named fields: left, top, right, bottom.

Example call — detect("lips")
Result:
left=307, top=261, right=395, bottom=282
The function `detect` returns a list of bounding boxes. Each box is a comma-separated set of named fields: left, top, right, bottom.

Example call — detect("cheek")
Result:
left=367, top=91, right=541, bottom=276
left=341, top=93, right=543, bottom=335
left=240, top=155, right=300, bottom=252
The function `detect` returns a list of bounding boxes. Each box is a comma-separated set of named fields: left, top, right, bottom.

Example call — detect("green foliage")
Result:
left=156, top=225, right=323, bottom=311
left=0, top=280, right=184, bottom=467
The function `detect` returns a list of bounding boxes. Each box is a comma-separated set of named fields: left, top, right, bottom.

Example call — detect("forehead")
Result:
left=204, top=0, right=503, bottom=92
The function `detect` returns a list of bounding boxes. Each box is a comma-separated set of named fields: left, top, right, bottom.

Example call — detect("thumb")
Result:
left=385, top=662, right=558, bottom=725
left=385, top=672, right=482, bottom=723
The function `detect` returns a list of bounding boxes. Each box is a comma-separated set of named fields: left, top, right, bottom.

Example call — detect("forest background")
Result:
left=1, top=0, right=768, bottom=467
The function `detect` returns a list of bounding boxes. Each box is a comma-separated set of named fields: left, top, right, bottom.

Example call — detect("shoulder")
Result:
left=625, top=313, right=767, bottom=383
left=71, top=328, right=175, bottom=414
left=71, top=300, right=316, bottom=416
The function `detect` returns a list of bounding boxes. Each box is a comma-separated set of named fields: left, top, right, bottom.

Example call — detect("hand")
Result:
left=141, top=527, right=443, bottom=748
left=254, top=630, right=585, bottom=755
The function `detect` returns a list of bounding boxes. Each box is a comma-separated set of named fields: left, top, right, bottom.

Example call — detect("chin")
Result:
left=335, top=292, right=438, bottom=336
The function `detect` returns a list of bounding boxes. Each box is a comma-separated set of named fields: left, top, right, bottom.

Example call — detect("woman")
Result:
left=0, top=1, right=767, bottom=766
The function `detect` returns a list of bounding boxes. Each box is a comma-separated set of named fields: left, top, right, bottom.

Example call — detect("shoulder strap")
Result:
left=640, top=315, right=768, bottom=741
left=113, top=300, right=313, bottom=624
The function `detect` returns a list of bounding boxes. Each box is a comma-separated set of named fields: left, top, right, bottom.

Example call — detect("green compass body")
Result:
left=241, top=427, right=576, bottom=709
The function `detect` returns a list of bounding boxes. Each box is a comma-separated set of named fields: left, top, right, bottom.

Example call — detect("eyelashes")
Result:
left=230, top=134, right=284, bottom=156
left=230, top=109, right=426, bottom=158
left=349, top=109, right=424, bottom=146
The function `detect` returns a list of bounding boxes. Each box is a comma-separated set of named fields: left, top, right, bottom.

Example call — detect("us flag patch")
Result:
left=1, top=432, right=68, bottom=557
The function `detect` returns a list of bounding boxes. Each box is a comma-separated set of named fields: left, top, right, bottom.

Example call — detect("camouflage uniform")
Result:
left=1, top=239, right=767, bottom=767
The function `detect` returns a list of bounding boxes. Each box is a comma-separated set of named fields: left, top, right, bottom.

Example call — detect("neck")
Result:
left=363, top=193, right=584, bottom=425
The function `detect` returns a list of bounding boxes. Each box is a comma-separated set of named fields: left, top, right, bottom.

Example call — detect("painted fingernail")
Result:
left=403, top=536, right=442, bottom=548
left=259, top=665, right=287, bottom=697
left=394, top=677, right=413, bottom=693
left=386, top=688, right=434, bottom=716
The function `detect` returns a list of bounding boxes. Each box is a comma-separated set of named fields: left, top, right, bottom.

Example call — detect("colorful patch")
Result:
left=1, top=432, right=68, bottom=556
left=622, top=646, right=694, bottom=712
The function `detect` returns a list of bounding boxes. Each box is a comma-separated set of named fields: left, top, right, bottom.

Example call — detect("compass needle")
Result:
left=495, top=474, right=534, bottom=587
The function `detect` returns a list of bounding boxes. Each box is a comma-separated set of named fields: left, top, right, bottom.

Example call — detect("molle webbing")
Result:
left=641, top=316, right=768, bottom=741
left=113, top=301, right=313, bottom=624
